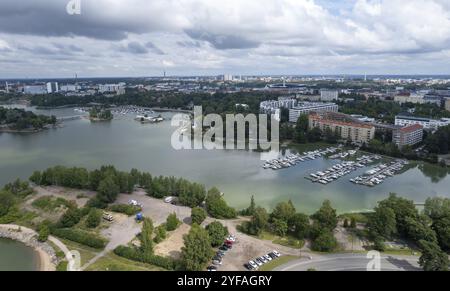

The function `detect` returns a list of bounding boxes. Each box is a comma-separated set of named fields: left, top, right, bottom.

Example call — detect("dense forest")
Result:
left=0, top=107, right=56, bottom=130
left=30, top=90, right=279, bottom=115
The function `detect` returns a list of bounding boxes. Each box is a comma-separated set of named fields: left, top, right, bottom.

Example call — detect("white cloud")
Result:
left=0, top=0, right=450, bottom=77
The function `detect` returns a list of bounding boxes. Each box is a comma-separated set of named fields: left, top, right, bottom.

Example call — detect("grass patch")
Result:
left=32, top=196, right=75, bottom=212
left=259, top=256, right=298, bottom=271
left=258, top=231, right=304, bottom=249
left=58, top=238, right=99, bottom=265
left=86, top=252, right=167, bottom=271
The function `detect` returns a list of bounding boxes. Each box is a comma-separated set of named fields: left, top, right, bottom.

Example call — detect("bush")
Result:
left=37, top=225, right=50, bottom=242
left=191, top=207, right=207, bottom=225
left=57, top=208, right=84, bottom=228
left=109, top=204, right=141, bottom=216
left=205, top=188, right=237, bottom=219
left=85, top=209, right=102, bottom=228
left=52, top=228, right=107, bottom=249
left=311, top=230, right=338, bottom=252
left=206, top=221, right=229, bottom=247
left=166, top=213, right=181, bottom=231
left=154, top=226, right=167, bottom=244
left=113, top=246, right=176, bottom=270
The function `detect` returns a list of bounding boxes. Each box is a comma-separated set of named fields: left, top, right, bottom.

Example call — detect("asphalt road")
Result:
left=275, top=253, right=422, bottom=271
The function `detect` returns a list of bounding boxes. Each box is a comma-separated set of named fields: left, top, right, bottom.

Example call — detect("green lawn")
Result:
left=259, top=256, right=298, bottom=271
left=58, top=238, right=99, bottom=265
left=85, top=252, right=167, bottom=271
left=258, top=231, right=305, bottom=249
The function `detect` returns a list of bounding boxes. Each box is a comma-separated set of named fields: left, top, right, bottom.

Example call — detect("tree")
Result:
left=311, top=230, right=338, bottom=252
left=242, top=195, right=256, bottom=216
left=166, top=213, right=181, bottom=231
left=140, top=218, right=154, bottom=257
left=378, top=194, right=418, bottom=236
left=181, top=224, right=214, bottom=271
left=418, top=240, right=449, bottom=271
left=368, top=206, right=397, bottom=240
left=270, top=200, right=296, bottom=225
left=0, top=191, right=15, bottom=217
left=272, top=218, right=288, bottom=237
left=86, top=209, right=102, bottom=228
left=97, top=176, right=120, bottom=204
left=154, top=226, right=167, bottom=243
left=311, top=200, right=338, bottom=231
left=424, top=197, right=450, bottom=220
left=433, top=216, right=450, bottom=251
left=404, top=215, right=437, bottom=244
left=29, top=171, right=42, bottom=185
left=290, top=213, right=310, bottom=240
left=350, top=217, right=357, bottom=229
left=206, top=221, right=229, bottom=247
left=57, top=208, right=83, bottom=228
left=191, top=207, right=207, bottom=225
left=38, top=225, right=50, bottom=242
left=247, top=207, right=269, bottom=235
left=205, top=188, right=237, bottom=219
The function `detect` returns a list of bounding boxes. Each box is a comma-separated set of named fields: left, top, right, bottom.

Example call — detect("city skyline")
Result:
left=1, top=0, right=450, bottom=78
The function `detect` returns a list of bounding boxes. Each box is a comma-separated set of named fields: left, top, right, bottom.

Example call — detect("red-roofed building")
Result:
left=393, top=124, right=423, bottom=148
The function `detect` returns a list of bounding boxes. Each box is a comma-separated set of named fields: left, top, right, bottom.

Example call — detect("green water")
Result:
left=0, top=106, right=449, bottom=214
left=0, top=238, right=38, bottom=271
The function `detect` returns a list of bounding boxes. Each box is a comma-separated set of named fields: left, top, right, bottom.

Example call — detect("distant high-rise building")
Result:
left=320, top=89, right=339, bottom=101
left=222, top=74, right=233, bottom=82
left=289, top=102, right=339, bottom=123
left=445, top=98, right=450, bottom=112
left=5, top=82, right=9, bottom=93
left=46, top=82, right=59, bottom=94
left=24, top=85, right=47, bottom=95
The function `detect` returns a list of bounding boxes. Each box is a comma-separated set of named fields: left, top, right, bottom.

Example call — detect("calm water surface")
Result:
left=0, top=238, right=38, bottom=271
left=0, top=106, right=449, bottom=214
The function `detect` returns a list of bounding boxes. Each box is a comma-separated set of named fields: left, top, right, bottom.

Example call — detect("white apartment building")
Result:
left=289, top=102, right=339, bottom=123
left=320, top=89, right=339, bottom=101
left=395, top=115, right=450, bottom=130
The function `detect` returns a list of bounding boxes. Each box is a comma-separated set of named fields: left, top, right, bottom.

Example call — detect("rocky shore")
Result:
left=0, top=225, right=58, bottom=271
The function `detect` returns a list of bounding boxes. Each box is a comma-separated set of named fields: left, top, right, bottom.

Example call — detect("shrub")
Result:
left=311, top=230, right=338, bottom=252
left=57, top=208, right=84, bottom=228
left=86, top=209, right=102, bottom=228
left=113, top=246, right=176, bottom=270
left=37, top=225, right=50, bottom=242
left=166, top=213, right=181, bottom=231
left=52, top=228, right=107, bottom=249
left=109, top=204, right=141, bottom=216
left=154, top=226, right=167, bottom=244
left=206, top=221, right=228, bottom=247
left=191, top=207, right=207, bottom=225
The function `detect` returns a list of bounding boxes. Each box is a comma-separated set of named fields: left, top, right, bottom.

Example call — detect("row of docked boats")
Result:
left=263, top=147, right=338, bottom=170
left=308, top=154, right=380, bottom=185
left=350, top=160, right=408, bottom=187
left=329, top=149, right=357, bottom=159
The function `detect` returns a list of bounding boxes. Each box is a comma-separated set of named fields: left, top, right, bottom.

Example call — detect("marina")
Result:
left=306, top=154, right=382, bottom=185
left=351, top=160, right=409, bottom=187
left=262, top=147, right=339, bottom=170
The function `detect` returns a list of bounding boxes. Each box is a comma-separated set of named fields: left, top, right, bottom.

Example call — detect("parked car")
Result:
left=102, top=212, right=114, bottom=222
left=272, top=250, right=281, bottom=257
left=212, top=260, right=222, bottom=266
left=227, top=235, right=236, bottom=242
left=259, top=256, right=268, bottom=263
left=254, top=258, right=263, bottom=266
left=264, top=255, right=272, bottom=261
left=207, top=266, right=217, bottom=271
left=249, top=260, right=258, bottom=269
left=219, top=245, right=229, bottom=251
left=268, top=253, right=277, bottom=259
left=216, top=252, right=225, bottom=258
left=244, top=263, right=253, bottom=271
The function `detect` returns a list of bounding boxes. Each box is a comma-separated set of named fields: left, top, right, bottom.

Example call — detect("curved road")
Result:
left=275, top=253, right=421, bottom=271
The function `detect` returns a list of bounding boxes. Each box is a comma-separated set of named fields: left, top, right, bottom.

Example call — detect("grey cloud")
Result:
left=185, top=29, right=260, bottom=50
left=127, top=42, right=149, bottom=54
left=145, top=42, right=165, bottom=55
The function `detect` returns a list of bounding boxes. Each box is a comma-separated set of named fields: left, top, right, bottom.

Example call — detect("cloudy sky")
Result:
left=1, top=0, right=450, bottom=78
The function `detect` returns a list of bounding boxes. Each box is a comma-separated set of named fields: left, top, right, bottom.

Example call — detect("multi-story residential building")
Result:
left=23, top=85, right=47, bottom=95
left=46, top=82, right=59, bottom=94
left=445, top=98, right=450, bottom=112
left=260, top=98, right=298, bottom=114
left=308, top=112, right=375, bottom=144
left=320, top=89, right=339, bottom=101
left=98, top=84, right=126, bottom=95
left=289, top=102, right=338, bottom=123
left=395, top=115, right=450, bottom=130
left=394, top=93, right=425, bottom=104
left=393, top=124, right=424, bottom=148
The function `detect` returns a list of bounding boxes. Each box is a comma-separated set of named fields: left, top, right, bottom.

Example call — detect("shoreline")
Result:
left=0, top=224, right=57, bottom=271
